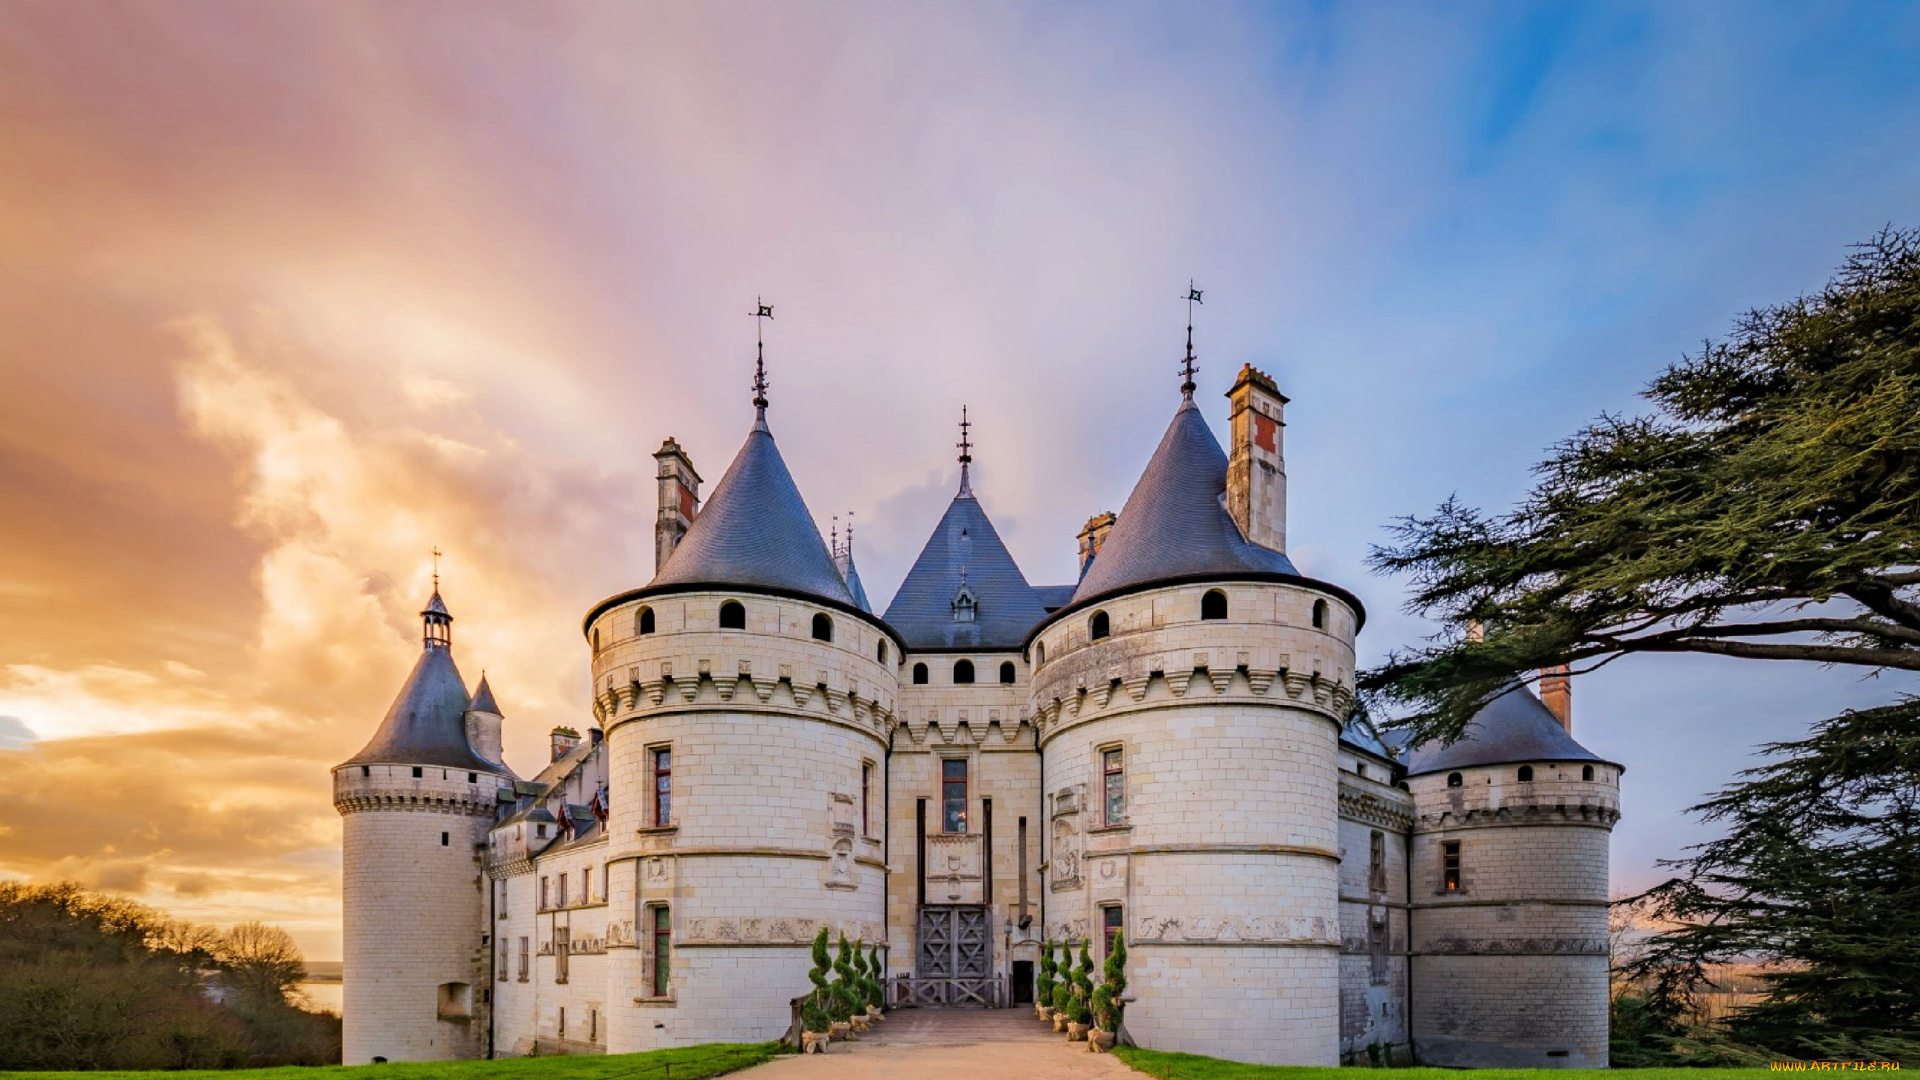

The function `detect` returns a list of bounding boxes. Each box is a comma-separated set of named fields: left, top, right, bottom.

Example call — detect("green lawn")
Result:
left=0, top=1043, right=782, bottom=1080
left=1114, top=1046, right=1786, bottom=1079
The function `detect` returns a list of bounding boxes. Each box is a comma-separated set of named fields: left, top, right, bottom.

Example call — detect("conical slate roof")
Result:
left=1405, top=685, right=1615, bottom=776
left=1072, top=398, right=1298, bottom=605
left=885, top=491, right=1050, bottom=650
left=646, top=418, right=854, bottom=607
left=341, top=645, right=498, bottom=772
left=843, top=554, right=873, bottom=614
left=469, top=673, right=501, bottom=715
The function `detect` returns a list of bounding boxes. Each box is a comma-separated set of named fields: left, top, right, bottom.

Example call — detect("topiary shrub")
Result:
left=1037, top=939, right=1057, bottom=1008
left=1091, top=984, right=1115, bottom=1033
left=829, top=932, right=860, bottom=1023
left=804, top=926, right=834, bottom=1032
left=1101, top=934, right=1127, bottom=1029
left=865, top=942, right=886, bottom=1011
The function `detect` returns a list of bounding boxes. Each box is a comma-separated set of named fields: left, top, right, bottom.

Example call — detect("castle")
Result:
left=334, top=345, right=1623, bottom=1068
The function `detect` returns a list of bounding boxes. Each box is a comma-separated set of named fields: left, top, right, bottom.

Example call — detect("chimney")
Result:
left=550, top=726, right=581, bottom=762
left=1076, top=512, right=1116, bottom=580
left=1226, top=364, right=1289, bottom=554
left=1539, top=665, right=1572, bottom=733
left=653, top=437, right=701, bottom=572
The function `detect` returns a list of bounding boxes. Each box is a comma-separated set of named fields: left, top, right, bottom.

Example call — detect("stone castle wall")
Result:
left=1029, top=580, right=1357, bottom=1066
left=1407, top=762, right=1620, bottom=1068
left=334, top=765, right=501, bottom=1064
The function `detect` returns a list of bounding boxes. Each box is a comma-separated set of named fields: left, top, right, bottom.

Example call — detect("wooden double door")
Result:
left=913, top=904, right=994, bottom=1006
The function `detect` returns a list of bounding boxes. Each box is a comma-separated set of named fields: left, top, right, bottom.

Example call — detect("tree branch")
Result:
left=1626, top=637, right=1920, bottom=669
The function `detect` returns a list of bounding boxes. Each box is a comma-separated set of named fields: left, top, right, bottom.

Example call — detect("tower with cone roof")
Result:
left=334, top=589, right=518, bottom=1064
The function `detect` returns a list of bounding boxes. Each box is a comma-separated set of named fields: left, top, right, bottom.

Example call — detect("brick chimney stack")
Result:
left=653, top=437, right=701, bottom=572
left=550, top=726, right=581, bottom=762
left=1227, top=363, right=1289, bottom=554
left=1539, top=665, right=1572, bottom=733
left=1076, top=511, right=1116, bottom=580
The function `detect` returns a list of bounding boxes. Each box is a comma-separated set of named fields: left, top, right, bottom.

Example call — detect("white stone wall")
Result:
left=334, top=765, right=502, bottom=1064
left=1030, top=581, right=1356, bottom=1066
left=589, top=589, right=896, bottom=1052
left=1407, top=762, right=1620, bottom=1068
left=1334, top=768, right=1412, bottom=1064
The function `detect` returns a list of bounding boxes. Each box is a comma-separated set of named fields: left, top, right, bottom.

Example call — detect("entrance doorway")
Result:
left=1011, top=960, right=1033, bottom=1004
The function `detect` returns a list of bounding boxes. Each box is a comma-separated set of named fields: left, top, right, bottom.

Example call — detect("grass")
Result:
left=0, top=1043, right=783, bottom=1080
left=1113, top=1046, right=1786, bottom=1080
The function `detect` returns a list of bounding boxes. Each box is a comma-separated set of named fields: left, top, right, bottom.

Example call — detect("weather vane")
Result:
left=1181, top=280, right=1204, bottom=399
left=750, top=297, right=773, bottom=413
left=956, top=405, right=974, bottom=494
left=431, top=546, right=442, bottom=591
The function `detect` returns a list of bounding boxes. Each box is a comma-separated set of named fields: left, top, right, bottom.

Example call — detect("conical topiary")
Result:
left=1037, top=939, right=1058, bottom=1008
left=830, top=932, right=860, bottom=1023
left=865, top=942, right=886, bottom=1011
left=805, top=926, right=834, bottom=1031
left=1101, top=934, right=1127, bottom=1029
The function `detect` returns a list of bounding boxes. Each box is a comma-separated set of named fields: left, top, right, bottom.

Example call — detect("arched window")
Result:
left=811, top=613, right=833, bottom=642
left=1312, top=599, right=1328, bottom=629
left=1517, top=765, right=1534, bottom=782
left=1446, top=771, right=1463, bottom=788
left=999, top=661, right=1016, bottom=684
left=1089, top=611, right=1110, bottom=640
left=1034, top=642, right=1045, bottom=667
left=953, top=659, right=975, bottom=684
left=1201, top=590, right=1228, bottom=620
left=912, top=663, right=928, bottom=685
left=1581, top=764, right=1594, bottom=782
left=637, top=607, right=655, bottom=635
left=719, top=601, right=745, bottom=630
left=877, top=640, right=889, bottom=664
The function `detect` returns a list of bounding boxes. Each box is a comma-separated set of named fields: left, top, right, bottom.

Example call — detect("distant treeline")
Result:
left=0, top=881, right=340, bottom=1070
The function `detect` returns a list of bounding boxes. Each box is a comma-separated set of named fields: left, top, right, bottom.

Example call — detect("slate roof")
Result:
left=844, top=554, right=873, bottom=614
left=340, top=644, right=498, bottom=772
left=469, top=673, right=500, bottom=715
left=645, top=416, right=854, bottom=607
left=1405, top=685, right=1616, bottom=776
left=884, top=491, right=1050, bottom=650
left=1033, top=585, right=1077, bottom=611
left=1071, top=398, right=1299, bottom=605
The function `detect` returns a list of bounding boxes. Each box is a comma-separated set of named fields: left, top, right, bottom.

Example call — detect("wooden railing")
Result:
left=888, top=973, right=1007, bottom=1008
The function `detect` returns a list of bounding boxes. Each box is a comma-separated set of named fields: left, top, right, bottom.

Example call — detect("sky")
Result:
left=1, top=1, right=1916, bottom=962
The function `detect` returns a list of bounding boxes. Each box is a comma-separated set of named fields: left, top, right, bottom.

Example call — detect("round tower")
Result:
left=585, top=375, right=901, bottom=1051
left=334, top=590, right=516, bottom=1064
left=1405, top=685, right=1621, bottom=1068
left=1026, top=365, right=1362, bottom=1066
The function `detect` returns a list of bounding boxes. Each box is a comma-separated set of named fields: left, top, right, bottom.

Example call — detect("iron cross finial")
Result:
left=1180, top=280, right=1203, bottom=400
left=957, top=405, right=973, bottom=465
left=749, top=297, right=773, bottom=414
left=431, top=546, right=442, bottom=590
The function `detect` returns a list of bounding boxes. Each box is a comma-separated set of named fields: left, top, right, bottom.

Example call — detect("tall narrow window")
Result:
left=1034, top=642, right=1045, bottom=667
left=1102, top=748, right=1125, bottom=825
left=1103, top=905, right=1124, bottom=955
left=554, top=925, right=569, bottom=983
left=912, top=662, right=928, bottom=684
left=999, top=661, right=1016, bottom=684
left=1442, top=841, right=1462, bottom=892
left=1201, top=589, right=1228, bottom=620
left=812, top=613, right=833, bottom=642
left=877, top=640, right=888, bottom=663
left=581, top=868, right=591, bottom=904
left=651, top=906, right=671, bottom=997
left=540, top=876, right=550, bottom=910
left=861, top=762, right=874, bottom=837
left=942, top=759, right=968, bottom=833
left=441, top=831, right=449, bottom=846
left=953, top=659, right=975, bottom=684
left=1369, top=830, right=1387, bottom=896
left=557, top=874, right=568, bottom=908
left=652, top=747, right=672, bottom=826
left=1312, top=599, right=1328, bottom=629
left=637, top=607, right=655, bottom=635
left=1089, top=611, right=1110, bottom=640
left=719, top=601, right=745, bottom=629
left=518, top=936, right=529, bottom=981
left=499, top=942, right=508, bottom=981
left=601, top=863, right=609, bottom=900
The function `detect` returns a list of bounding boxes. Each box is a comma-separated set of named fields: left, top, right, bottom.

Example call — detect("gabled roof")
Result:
left=884, top=491, right=1050, bottom=650
left=645, top=418, right=853, bottom=607
left=1071, top=398, right=1297, bottom=605
left=1405, top=685, right=1616, bottom=776
left=340, top=646, right=498, bottom=772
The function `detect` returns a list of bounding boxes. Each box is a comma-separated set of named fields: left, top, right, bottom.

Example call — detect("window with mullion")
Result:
left=941, top=758, right=968, bottom=833
left=650, top=906, right=671, bottom=997
left=1102, top=748, right=1125, bottom=825
left=652, top=747, right=672, bottom=826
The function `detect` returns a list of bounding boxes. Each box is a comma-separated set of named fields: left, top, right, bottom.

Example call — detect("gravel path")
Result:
left=742, top=1009, right=1133, bottom=1080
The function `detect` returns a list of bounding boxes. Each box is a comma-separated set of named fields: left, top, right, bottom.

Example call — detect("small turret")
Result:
left=464, top=673, right=505, bottom=767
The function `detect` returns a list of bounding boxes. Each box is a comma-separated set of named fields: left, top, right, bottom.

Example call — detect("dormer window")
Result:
left=952, top=585, right=977, bottom=623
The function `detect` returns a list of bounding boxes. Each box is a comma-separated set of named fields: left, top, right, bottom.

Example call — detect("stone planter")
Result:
left=828, top=1021, right=852, bottom=1041
left=867, top=1005, right=884, bottom=1022
left=1088, top=1029, right=1116, bottom=1053
left=1035, top=1002, right=1049, bottom=1021
left=1067, top=1021, right=1089, bottom=1042
left=849, top=1014, right=870, bottom=1033
left=801, top=1031, right=830, bottom=1054
left=1052, top=1012, right=1069, bottom=1032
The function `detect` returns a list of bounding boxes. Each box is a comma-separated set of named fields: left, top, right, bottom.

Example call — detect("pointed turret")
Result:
left=644, top=392, right=853, bottom=607
left=340, top=591, right=495, bottom=772
left=1069, top=396, right=1298, bottom=606
left=463, top=673, right=509, bottom=770
left=885, top=412, right=1048, bottom=649
left=1406, top=684, right=1615, bottom=777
